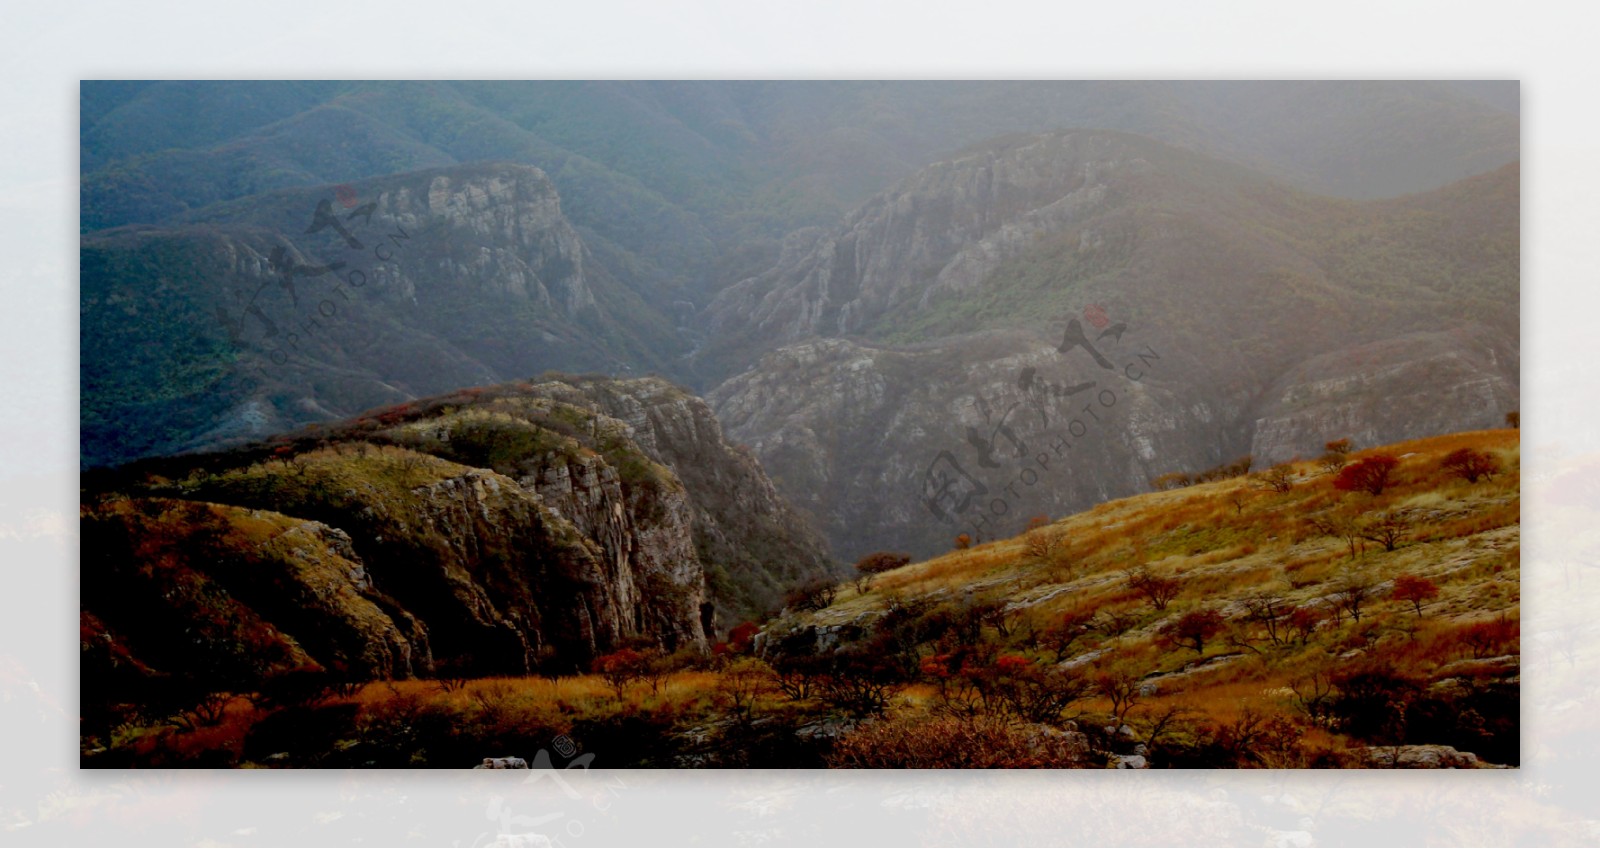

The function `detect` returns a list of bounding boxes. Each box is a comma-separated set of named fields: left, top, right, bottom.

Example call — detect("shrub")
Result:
left=1124, top=566, right=1182, bottom=610
left=827, top=714, right=1090, bottom=768
left=1334, top=455, right=1399, bottom=496
left=922, top=650, right=1090, bottom=724
left=785, top=577, right=839, bottom=612
left=1024, top=526, right=1062, bottom=559
left=1151, top=472, right=1192, bottom=491
left=986, top=656, right=1092, bottom=723
left=1042, top=609, right=1097, bottom=662
left=769, top=651, right=830, bottom=701
left=816, top=649, right=904, bottom=717
left=717, top=657, right=775, bottom=719
left=1286, top=605, right=1323, bottom=645
left=1162, top=609, right=1225, bottom=654
left=1460, top=617, right=1519, bottom=659
left=1391, top=574, right=1440, bottom=616
left=727, top=622, right=761, bottom=654
left=1328, top=663, right=1422, bottom=744
left=856, top=551, right=912, bottom=574
left=592, top=648, right=650, bottom=697
left=1253, top=463, right=1296, bottom=493
left=1358, top=511, right=1410, bottom=552
left=854, top=551, right=911, bottom=591
left=1441, top=448, right=1499, bottom=483
left=1214, top=455, right=1254, bottom=480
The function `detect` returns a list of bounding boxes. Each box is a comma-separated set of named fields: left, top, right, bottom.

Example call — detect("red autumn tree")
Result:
left=592, top=648, right=649, bottom=696
left=1441, top=448, right=1499, bottom=483
left=1390, top=574, right=1440, bottom=616
left=728, top=622, right=761, bottom=653
left=1163, top=609, right=1226, bottom=654
left=1334, top=455, right=1399, bottom=496
left=856, top=551, right=912, bottom=575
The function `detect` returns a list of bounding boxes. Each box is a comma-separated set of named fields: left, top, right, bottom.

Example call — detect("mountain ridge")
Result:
left=705, top=131, right=1516, bottom=560
left=81, top=374, right=840, bottom=722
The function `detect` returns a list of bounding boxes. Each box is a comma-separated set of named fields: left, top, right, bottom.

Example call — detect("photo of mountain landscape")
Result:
left=79, top=80, right=1519, bottom=769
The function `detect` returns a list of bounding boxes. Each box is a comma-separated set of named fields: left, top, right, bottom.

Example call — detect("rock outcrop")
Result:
left=1247, top=325, right=1519, bottom=463
left=532, top=377, right=841, bottom=617
left=81, top=162, right=683, bottom=469
left=706, top=132, right=1518, bottom=559
left=79, top=376, right=836, bottom=708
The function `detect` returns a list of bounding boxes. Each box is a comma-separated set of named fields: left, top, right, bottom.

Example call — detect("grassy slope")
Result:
left=797, top=428, right=1520, bottom=755
left=91, top=428, right=1519, bottom=768
left=869, top=154, right=1516, bottom=354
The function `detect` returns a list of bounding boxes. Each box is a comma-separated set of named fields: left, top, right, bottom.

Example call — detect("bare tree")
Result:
left=1240, top=592, right=1291, bottom=646
left=1358, top=511, right=1411, bottom=552
left=1094, top=609, right=1140, bottom=638
left=1253, top=463, right=1297, bottom=493
left=1124, top=566, right=1183, bottom=611
left=1288, top=671, right=1336, bottom=727
left=853, top=551, right=911, bottom=592
left=393, top=450, right=427, bottom=486
left=1309, top=513, right=1365, bottom=560
left=1332, top=573, right=1376, bottom=623
left=1025, top=526, right=1064, bottom=559
left=1441, top=448, right=1500, bottom=483
left=1136, top=702, right=1200, bottom=752
left=718, top=658, right=774, bottom=720
left=1094, top=669, right=1142, bottom=725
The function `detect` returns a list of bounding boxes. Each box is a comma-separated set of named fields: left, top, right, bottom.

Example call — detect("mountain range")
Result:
left=80, top=80, right=1519, bottom=610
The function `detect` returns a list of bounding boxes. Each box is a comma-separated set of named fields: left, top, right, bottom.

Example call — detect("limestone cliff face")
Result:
left=703, top=132, right=1133, bottom=359
left=360, top=164, right=596, bottom=316
left=80, top=376, right=831, bottom=700
left=705, top=132, right=1518, bottom=562
left=529, top=377, right=840, bottom=620
left=82, top=162, right=679, bottom=470
left=710, top=332, right=1247, bottom=561
left=712, top=326, right=1518, bottom=562
left=513, top=429, right=706, bottom=653
left=1248, top=326, right=1520, bottom=463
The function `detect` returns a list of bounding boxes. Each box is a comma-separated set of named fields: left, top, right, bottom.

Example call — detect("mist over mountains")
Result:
left=81, top=80, right=1519, bottom=562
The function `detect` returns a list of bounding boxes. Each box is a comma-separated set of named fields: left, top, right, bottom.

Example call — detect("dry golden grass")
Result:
left=794, top=428, right=1521, bottom=755
left=118, top=431, right=1519, bottom=768
left=855, top=429, right=1518, bottom=609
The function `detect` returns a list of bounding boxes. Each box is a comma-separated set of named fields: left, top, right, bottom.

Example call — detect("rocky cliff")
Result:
left=80, top=377, right=836, bottom=709
left=528, top=377, right=842, bottom=616
left=81, top=162, right=684, bottom=469
left=706, top=132, right=1519, bottom=560
left=1247, top=325, right=1519, bottom=463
